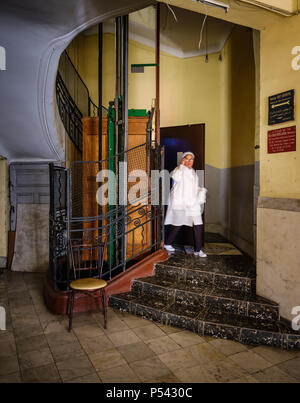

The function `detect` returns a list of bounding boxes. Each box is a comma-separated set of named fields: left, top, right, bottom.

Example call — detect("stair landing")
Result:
left=109, top=238, right=300, bottom=350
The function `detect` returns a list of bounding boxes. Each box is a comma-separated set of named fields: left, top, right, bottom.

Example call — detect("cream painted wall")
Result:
left=220, top=26, right=255, bottom=169
left=0, top=158, right=9, bottom=263
left=260, top=13, right=300, bottom=199
left=67, top=29, right=254, bottom=170
left=68, top=32, right=222, bottom=168
left=248, top=0, right=297, bottom=13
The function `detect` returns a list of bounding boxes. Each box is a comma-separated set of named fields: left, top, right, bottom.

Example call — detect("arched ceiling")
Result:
left=84, top=5, right=235, bottom=58
left=0, top=0, right=154, bottom=162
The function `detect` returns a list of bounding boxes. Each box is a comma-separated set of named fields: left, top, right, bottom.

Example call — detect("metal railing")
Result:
left=49, top=141, right=164, bottom=291
left=56, top=50, right=107, bottom=154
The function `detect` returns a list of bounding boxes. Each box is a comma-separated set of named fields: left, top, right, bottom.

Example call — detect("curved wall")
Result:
left=0, top=0, right=153, bottom=163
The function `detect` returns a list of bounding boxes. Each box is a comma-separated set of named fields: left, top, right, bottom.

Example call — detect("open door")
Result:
left=160, top=123, right=205, bottom=249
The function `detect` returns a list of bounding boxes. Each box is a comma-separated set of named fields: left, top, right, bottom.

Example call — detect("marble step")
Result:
left=131, top=276, right=279, bottom=322
left=155, top=254, right=256, bottom=294
left=109, top=292, right=300, bottom=350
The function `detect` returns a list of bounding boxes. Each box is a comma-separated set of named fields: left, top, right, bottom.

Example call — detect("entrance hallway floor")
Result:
left=1, top=269, right=300, bottom=383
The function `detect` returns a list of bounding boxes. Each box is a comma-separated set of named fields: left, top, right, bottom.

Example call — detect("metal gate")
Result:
left=49, top=142, right=164, bottom=291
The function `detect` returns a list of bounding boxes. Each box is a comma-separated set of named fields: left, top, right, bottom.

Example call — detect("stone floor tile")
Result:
left=185, top=342, right=227, bottom=364
left=158, top=348, right=199, bottom=372
left=0, top=330, right=15, bottom=343
left=0, top=338, right=17, bottom=358
left=251, top=345, right=296, bottom=365
left=8, top=297, right=33, bottom=310
left=0, top=371, right=22, bottom=383
left=89, top=348, right=127, bottom=371
left=252, top=366, right=299, bottom=383
left=129, top=356, right=172, bottom=382
left=66, top=372, right=102, bottom=383
left=228, top=374, right=259, bottom=383
left=21, top=363, right=61, bottom=383
left=145, top=374, right=181, bottom=383
left=40, top=318, right=70, bottom=334
left=10, top=304, right=36, bottom=317
left=45, top=329, right=78, bottom=347
left=14, top=324, right=44, bottom=341
left=69, top=312, right=98, bottom=328
left=116, top=311, right=153, bottom=329
left=203, top=358, right=248, bottom=382
left=156, top=324, right=183, bottom=335
left=107, top=329, right=141, bottom=347
left=56, top=354, right=95, bottom=382
left=0, top=355, right=19, bottom=376
left=132, top=324, right=166, bottom=342
left=277, top=357, right=300, bottom=381
left=101, top=317, right=129, bottom=334
left=80, top=334, right=114, bottom=355
left=173, top=364, right=217, bottom=383
left=18, top=347, right=54, bottom=371
left=16, top=334, right=48, bottom=355
left=208, top=338, right=248, bottom=356
left=73, top=324, right=105, bottom=340
left=168, top=330, right=206, bottom=348
left=145, top=335, right=181, bottom=355
left=50, top=341, right=85, bottom=363
left=117, top=341, right=155, bottom=363
left=228, top=350, right=273, bottom=374
left=45, top=328, right=82, bottom=359
left=11, top=312, right=40, bottom=330
left=98, top=363, right=141, bottom=383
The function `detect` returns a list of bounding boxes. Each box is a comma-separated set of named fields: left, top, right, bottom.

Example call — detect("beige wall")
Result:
left=0, top=158, right=9, bottom=266
left=260, top=15, right=300, bottom=200
left=257, top=11, right=300, bottom=321
left=66, top=26, right=256, bottom=258
left=67, top=28, right=255, bottom=171
left=68, top=32, right=223, bottom=168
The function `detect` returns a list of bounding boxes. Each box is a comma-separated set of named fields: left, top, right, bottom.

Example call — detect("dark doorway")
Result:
left=161, top=123, right=205, bottom=249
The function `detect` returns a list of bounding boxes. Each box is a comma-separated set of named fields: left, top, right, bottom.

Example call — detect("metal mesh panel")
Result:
left=49, top=143, right=164, bottom=289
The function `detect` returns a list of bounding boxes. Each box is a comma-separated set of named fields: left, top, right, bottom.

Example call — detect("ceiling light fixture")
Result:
left=193, top=0, right=230, bottom=13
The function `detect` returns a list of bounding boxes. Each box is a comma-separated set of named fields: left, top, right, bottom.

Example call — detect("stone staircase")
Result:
left=109, top=252, right=300, bottom=350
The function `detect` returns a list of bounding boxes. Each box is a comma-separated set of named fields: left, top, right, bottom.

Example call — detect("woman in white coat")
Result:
left=164, top=151, right=207, bottom=257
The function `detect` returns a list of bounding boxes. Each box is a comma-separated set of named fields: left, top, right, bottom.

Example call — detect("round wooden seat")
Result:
left=70, top=278, right=107, bottom=291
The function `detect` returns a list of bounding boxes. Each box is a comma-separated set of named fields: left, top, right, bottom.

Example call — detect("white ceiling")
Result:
left=84, top=4, right=235, bottom=58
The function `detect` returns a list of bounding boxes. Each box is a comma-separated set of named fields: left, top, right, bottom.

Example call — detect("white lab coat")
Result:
left=164, top=164, right=207, bottom=227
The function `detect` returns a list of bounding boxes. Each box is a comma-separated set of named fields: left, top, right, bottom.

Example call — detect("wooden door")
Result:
left=160, top=124, right=205, bottom=248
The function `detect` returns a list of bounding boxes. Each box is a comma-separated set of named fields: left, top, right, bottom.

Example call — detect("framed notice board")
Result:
left=268, top=89, right=294, bottom=125
left=268, top=126, right=296, bottom=154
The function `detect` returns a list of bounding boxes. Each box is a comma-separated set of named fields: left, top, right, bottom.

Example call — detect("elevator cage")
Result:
left=49, top=141, right=164, bottom=291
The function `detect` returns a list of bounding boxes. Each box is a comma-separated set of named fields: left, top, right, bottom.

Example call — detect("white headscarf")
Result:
left=181, top=151, right=195, bottom=160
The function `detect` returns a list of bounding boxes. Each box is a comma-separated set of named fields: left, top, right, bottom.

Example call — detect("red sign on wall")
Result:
left=268, top=126, right=296, bottom=154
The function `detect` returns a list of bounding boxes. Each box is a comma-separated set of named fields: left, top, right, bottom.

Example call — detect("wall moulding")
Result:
left=258, top=196, right=300, bottom=212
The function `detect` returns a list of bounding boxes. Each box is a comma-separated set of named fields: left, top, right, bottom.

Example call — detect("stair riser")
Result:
left=109, top=296, right=300, bottom=350
left=155, top=264, right=254, bottom=295
left=132, top=280, right=279, bottom=322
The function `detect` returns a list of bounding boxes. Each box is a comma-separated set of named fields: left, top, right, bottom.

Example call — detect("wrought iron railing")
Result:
left=49, top=141, right=164, bottom=291
left=56, top=51, right=107, bottom=154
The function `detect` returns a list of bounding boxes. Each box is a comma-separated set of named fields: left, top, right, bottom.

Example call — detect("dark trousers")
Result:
left=165, top=224, right=203, bottom=252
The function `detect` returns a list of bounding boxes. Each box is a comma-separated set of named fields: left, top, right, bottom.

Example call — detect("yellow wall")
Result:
left=0, top=158, right=9, bottom=260
left=251, top=0, right=297, bottom=13
left=67, top=27, right=255, bottom=170
left=221, top=26, right=255, bottom=169
left=260, top=13, right=300, bottom=199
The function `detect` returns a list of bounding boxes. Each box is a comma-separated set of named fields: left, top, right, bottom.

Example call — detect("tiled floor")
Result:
left=1, top=269, right=300, bottom=383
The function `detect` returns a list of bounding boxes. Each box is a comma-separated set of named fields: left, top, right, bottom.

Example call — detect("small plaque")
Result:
left=267, top=126, right=296, bottom=154
left=268, top=89, right=294, bottom=125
